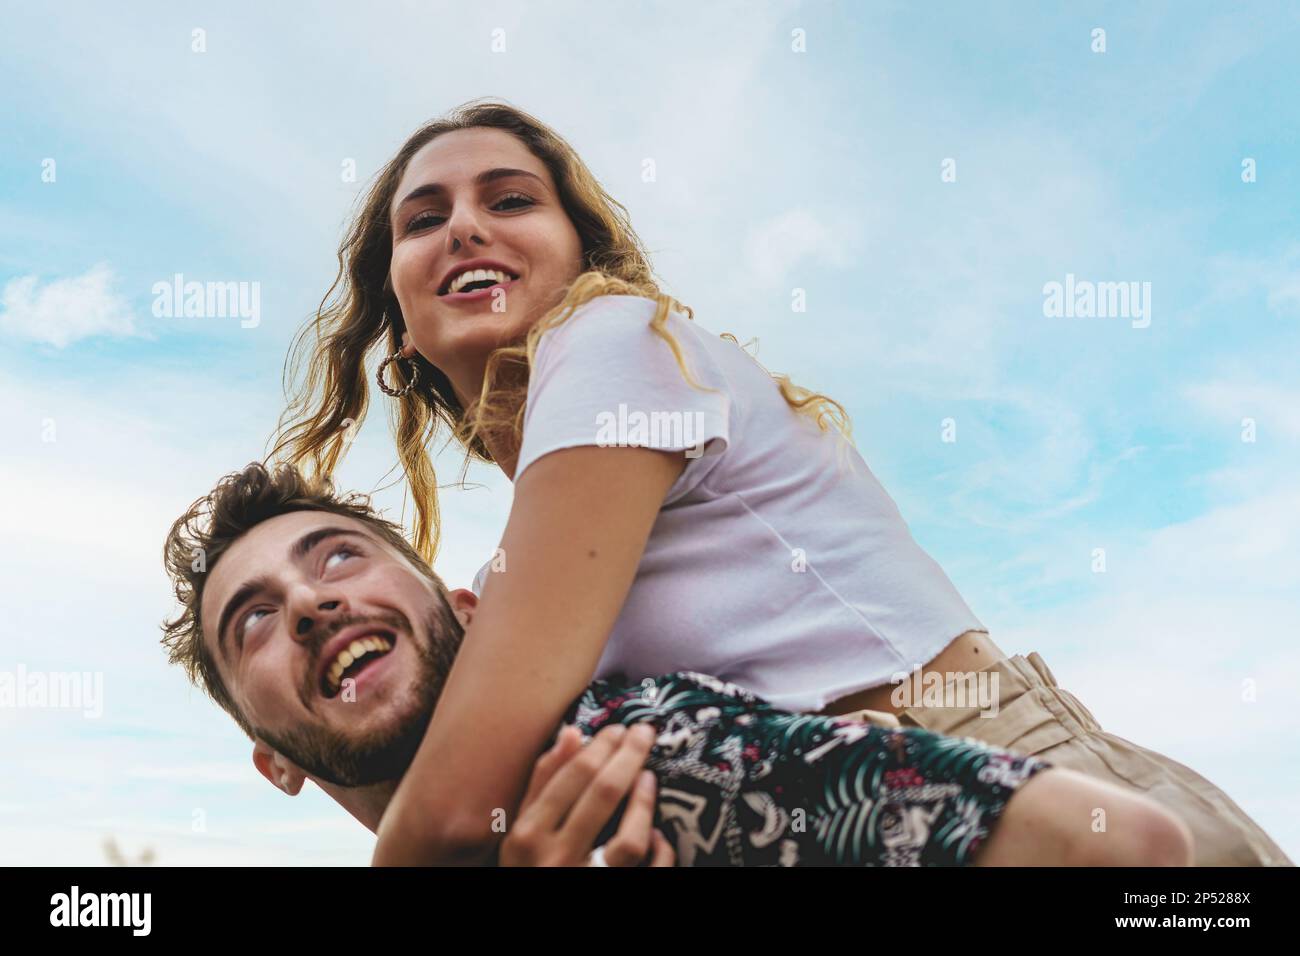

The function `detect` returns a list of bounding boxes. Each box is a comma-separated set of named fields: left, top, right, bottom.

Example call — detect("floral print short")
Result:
left=563, top=670, right=1052, bottom=866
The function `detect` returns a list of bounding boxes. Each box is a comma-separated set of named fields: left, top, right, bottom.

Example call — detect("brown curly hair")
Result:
left=160, top=461, right=446, bottom=739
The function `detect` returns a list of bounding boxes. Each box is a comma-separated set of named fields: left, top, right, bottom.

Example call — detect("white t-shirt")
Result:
left=471, top=294, right=987, bottom=711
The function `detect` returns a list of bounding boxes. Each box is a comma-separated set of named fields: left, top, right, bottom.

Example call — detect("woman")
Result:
left=271, top=98, right=1286, bottom=866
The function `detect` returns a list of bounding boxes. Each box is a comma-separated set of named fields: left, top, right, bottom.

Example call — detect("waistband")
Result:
left=896, top=651, right=1102, bottom=754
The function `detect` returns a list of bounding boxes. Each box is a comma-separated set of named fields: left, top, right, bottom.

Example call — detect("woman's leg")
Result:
left=897, top=651, right=1291, bottom=866
left=973, top=767, right=1193, bottom=866
left=570, top=671, right=1187, bottom=866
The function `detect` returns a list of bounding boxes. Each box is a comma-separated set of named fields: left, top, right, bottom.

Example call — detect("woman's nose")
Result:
left=449, top=231, right=485, bottom=251
left=445, top=209, right=486, bottom=250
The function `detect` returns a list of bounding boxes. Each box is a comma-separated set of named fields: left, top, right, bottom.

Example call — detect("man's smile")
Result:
left=319, top=630, right=399, bottom=699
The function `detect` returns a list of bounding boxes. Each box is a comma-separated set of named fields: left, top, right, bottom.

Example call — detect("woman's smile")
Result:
left=439, top=275, right=520, bottom=305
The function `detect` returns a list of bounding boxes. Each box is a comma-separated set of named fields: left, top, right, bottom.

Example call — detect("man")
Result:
left=162, top=461, right=665, bottom=865
left=159, top=462, right=1211, bottom=866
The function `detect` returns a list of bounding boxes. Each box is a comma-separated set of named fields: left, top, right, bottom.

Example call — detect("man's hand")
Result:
left=499, top=722, right=675, bottom=867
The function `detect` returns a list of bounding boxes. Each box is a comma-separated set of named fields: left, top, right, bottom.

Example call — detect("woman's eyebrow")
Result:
left=391, top=167, right=545, bottom=218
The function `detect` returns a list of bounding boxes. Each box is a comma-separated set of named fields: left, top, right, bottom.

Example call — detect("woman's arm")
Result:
left=372, top=443, right=685, bottom=865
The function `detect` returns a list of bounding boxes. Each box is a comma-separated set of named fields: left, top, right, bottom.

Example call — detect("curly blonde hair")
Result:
left=270, top=98, right=851, bottom=564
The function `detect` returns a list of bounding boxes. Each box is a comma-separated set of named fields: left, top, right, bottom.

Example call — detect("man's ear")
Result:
left=446, top=588, right=478, bottom=629
left=252, top=738, right=306, bottom=796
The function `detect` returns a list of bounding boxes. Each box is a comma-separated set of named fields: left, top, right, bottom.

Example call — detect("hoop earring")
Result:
left=376, top=349, right=419, bottom=398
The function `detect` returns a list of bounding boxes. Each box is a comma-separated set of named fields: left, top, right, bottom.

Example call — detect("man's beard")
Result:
left=253, top=601, right=463, bottom=788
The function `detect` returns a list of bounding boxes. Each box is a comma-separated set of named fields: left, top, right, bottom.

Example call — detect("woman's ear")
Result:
left=400, top=331, right=416, bottom=358
left=252, top=738, right=306, bottom=796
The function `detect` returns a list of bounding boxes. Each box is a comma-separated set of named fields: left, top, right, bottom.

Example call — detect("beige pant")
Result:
left=861, top=651, right=1290, bottom=866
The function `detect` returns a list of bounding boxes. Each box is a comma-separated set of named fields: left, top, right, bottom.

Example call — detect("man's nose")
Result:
left=288, top=587, right=346, bottom=642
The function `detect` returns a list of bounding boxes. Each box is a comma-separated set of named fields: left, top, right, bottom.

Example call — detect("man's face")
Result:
left=199, top=510, right=462, bottom=787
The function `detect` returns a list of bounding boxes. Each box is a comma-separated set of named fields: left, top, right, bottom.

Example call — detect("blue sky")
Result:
left=1, top=0, right=1297, bottom=864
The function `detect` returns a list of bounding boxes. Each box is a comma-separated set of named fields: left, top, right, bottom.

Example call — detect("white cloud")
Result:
left=741, top=207, right=858, bottom=293
left=0, top=263, right=140, bottom=348
left=919, top=386, right=1111, bottom=533
left=125, top=763, right=260, bottom=785
left=1127, top=483, right=1300, bottom=592
left=1199, top=243, right=1300, bottom=319
left=1183, top=381, right=1300, bottom=441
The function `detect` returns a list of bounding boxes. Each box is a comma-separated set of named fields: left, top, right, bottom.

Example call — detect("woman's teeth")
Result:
left=445, top=268, right=514, bottom=295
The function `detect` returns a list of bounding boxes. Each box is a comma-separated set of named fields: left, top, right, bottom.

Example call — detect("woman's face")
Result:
left=388, top=127, right=585, bottom=399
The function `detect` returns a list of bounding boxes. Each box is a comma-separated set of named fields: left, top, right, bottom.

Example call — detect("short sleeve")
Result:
left=470, top=557, right=492, bottom=596
left=514, top=295, right=731, bottom=505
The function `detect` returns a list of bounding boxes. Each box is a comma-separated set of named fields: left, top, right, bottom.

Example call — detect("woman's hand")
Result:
left=500, top=723, right=675, bottom=867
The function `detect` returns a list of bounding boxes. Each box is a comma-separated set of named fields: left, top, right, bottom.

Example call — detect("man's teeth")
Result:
left=324, top=635, right=394, bottom=695
left=447, top=268, right=512, bottom=295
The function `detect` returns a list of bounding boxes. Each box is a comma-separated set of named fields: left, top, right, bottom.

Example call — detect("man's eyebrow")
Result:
left=214, top=526, right=372, bottom=661
left=392, top=167, right=545, bottom=218
left=290, top=525, right=368, bottom=562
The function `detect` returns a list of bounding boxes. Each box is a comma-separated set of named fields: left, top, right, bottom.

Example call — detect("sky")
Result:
left=1, top=0, right=1297, bottom=865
